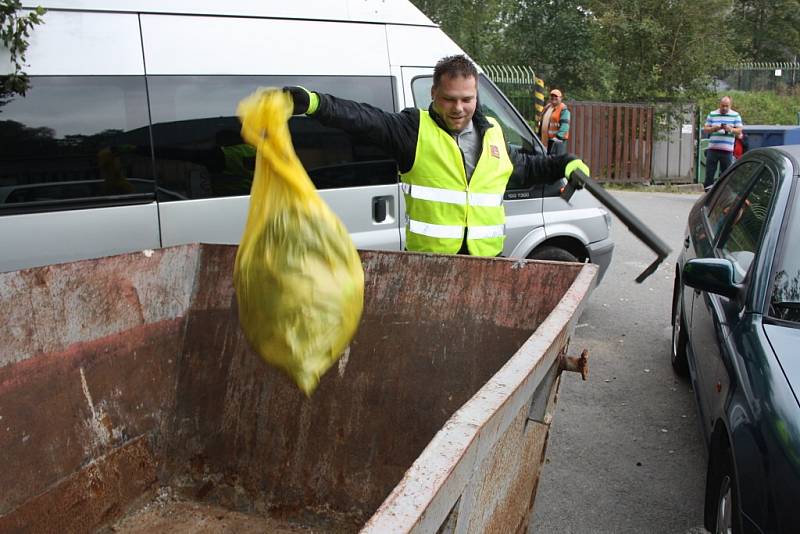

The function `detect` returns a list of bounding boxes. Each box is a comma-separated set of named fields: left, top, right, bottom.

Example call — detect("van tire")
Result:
left=528, top=246, right=579, bottom=263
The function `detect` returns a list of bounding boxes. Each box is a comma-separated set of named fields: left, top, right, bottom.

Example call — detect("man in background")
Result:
left=703, top=95, right=743, bottom=190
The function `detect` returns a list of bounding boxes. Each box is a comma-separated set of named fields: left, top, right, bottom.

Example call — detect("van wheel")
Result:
left=671, top=276, right=689, bottom=377
left=528, top=246, right=578, bottom=263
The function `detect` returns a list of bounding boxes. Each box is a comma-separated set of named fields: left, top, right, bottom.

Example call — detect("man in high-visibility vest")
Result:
left=538, top=88, right=570, bottom=156
left=284, top=55, right=589, bottom=257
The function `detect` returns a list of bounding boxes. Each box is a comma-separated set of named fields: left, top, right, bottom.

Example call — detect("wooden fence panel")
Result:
left=605, top=105, right=613, bottom=181
left=568, top=101, right=655, bottom=183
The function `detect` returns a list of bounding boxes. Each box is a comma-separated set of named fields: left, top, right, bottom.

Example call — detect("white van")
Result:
left=0, top=0, right=613, bottom=278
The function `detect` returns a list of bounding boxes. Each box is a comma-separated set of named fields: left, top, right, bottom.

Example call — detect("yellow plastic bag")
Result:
left=234, top=89, right=364, bottom=395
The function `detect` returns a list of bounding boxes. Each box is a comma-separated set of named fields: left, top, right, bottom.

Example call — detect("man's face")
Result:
left=549, top=92, right=562, bottom=105
left=431, top=74, right=478, bottom=133
left=719, top=97, right=731, bottom=114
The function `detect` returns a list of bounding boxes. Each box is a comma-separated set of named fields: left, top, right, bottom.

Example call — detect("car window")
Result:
left=717, top=167, right=776, bottom=282
left=705, top=161, right=760, bottom=239
left=410, top=74, right=545, bottom=191
left=0, top=76, right=154, bottom=214
left=769, top=188, right=800, bottom=323
left=146, top=75, right=398, bottom=200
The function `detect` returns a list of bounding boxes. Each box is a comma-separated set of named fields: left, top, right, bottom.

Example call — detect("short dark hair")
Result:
left=433, top=55, right=478, bottom=88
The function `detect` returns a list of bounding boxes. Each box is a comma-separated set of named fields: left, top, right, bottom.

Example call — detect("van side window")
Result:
left=0, top=77, right=154, bottom=213
left=409, top=74, right=546, bottom=193
left=146, top=76, right=398, bottom=200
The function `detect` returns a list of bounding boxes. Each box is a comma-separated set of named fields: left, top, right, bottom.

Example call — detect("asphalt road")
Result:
left=531, top=190, right=709, bottom=534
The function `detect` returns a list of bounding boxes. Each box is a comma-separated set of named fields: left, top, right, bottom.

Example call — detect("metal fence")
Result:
left=482, top=64, right=538, bottom=121
left=651, top=104, right=697, bottom=183
left=716, top=62, right=800, bottom=92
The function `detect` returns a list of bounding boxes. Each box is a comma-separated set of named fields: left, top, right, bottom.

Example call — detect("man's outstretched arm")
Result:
left=285, top=86, right=419, bottom=173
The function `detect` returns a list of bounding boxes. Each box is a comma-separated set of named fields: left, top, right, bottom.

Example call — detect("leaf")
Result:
left=0, top=0, right=45, bottom=96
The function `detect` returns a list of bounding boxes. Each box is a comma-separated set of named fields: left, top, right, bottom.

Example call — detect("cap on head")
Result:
left=550, top=89, right=562, bottom=97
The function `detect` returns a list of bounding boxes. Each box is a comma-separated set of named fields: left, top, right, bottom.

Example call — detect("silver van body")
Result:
left=1, top=0, right=613, bottom=279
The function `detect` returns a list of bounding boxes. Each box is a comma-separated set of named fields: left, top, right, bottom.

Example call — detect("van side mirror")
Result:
left=682, top=258, right=741, bottom=299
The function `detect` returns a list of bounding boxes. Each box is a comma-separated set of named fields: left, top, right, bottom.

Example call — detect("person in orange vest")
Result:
left=538, top=88, right=570, bottom=156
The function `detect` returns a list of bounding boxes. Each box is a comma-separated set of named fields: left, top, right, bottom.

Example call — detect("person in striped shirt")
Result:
left=703, top=96, right=743, bottom=189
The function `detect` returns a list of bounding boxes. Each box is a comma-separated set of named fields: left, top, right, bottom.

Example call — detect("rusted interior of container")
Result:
left=0, top=244, right=582, bottom=532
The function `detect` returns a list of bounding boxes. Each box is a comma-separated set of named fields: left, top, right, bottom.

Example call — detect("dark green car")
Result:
left=671, top=146, right=800, bottom=533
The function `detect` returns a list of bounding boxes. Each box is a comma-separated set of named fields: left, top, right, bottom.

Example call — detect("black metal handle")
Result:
left=561, top=169, right=672, bottom=283
left=373, top=197, right=387, bottom=223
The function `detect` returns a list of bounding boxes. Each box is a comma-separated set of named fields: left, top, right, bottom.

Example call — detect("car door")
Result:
left=689, top=162, right=777, bottom=434
left=402, top=68, right=546, bottom=255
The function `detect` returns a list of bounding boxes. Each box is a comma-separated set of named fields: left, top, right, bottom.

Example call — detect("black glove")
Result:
left=283, top=86, right=311, bottom=116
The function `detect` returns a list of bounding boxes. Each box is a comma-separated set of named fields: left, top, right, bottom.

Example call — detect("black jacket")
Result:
left=311, top=92, right=574, bottom=186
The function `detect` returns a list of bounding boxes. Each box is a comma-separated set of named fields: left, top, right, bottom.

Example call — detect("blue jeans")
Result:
left=705, top=149, right=733, bottom=189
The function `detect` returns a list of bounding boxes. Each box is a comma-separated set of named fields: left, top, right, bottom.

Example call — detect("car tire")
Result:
left=671, top=276, right=690, bottom=377
left=706, top=451, right=742, bottom=534
left=528, top=245, right=579, bottom=263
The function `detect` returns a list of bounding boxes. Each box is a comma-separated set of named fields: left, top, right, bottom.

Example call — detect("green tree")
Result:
left=591, top=0, right=737, bottom=101
left=410, top=0, right=515, bottom=64
left=730, top=0, right=800, bottom=62
left=1, top=0, right=46, bottom=96
left=500, top=0, right=610, bottom=99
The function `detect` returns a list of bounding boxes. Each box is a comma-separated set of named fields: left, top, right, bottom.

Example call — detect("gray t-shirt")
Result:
left=452, top=120, right=480, bottom=182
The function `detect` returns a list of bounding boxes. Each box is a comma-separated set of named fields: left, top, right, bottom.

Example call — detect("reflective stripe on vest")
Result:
left=401, top=111, right=513, bottom=256
left=408, top=219, right=505, bottom=240
left=401, top=182, right=504, bottom=207
left=547, top=103, right=569, bottom=140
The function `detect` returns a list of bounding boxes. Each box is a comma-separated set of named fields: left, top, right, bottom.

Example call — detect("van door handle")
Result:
left=373, top=197, right=388, bottom=223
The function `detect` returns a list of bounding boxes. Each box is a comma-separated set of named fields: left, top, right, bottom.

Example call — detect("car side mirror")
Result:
left=682, top=258, right=741, bottom=299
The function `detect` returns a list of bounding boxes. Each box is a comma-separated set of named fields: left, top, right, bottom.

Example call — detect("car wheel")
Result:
left=708, top=453, right=741, bottom=534
left=671, top=276, right=689, bottom=377
left=528, top=245, right=579, bottom=263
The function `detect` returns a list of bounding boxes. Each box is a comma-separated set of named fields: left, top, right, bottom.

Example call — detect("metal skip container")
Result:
left=0, top=245, right=596, bottom=533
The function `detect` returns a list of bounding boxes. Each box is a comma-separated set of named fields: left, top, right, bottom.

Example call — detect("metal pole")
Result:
left=561, top=170, right=672, bottom=282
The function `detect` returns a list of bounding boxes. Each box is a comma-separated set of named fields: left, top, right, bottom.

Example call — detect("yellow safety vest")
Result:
left=221, top=144, right=256, bottom=177
left=215, top=144, right=256, bottom=196
left=401, top=111, right=513, bottom=256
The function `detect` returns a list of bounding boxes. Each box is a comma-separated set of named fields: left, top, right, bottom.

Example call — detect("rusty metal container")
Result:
left=0, top=244, right=596, bottom=533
